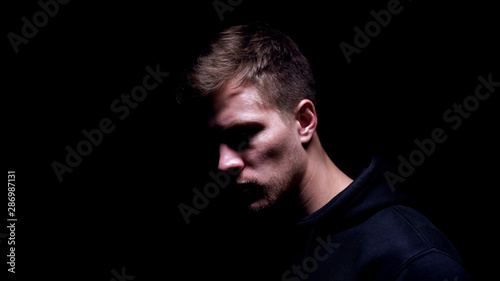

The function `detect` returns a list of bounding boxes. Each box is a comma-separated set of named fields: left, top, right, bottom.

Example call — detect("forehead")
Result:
left=209, top=79, right=275, bottom=129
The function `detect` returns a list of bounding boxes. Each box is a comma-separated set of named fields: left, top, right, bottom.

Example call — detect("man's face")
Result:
left=209, top=79, right=306, bottom=212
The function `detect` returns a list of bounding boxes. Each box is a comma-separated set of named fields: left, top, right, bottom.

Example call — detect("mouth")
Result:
left=237, top=182, right=258, bottom=193
left=232, top=181, right=264, bottom=203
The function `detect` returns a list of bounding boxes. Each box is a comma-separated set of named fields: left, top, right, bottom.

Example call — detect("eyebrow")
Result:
left=213, top=120, right=263, bottom=133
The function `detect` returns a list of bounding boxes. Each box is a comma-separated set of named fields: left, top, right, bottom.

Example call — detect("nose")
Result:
left=218, top=143, right=244, bottom=172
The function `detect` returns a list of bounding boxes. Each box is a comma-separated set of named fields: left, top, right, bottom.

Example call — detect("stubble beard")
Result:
left=239, top=156, right=304, bottom=214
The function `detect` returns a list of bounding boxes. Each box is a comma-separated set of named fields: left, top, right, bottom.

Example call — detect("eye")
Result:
left=221, top=126, right=262, bottom=150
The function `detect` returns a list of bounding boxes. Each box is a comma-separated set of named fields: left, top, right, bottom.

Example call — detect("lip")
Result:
left=239, top=183, right=264, bottom=200
left=237, top=184, right=253, bottom=194
left=236, top=182, right=259, bottom=192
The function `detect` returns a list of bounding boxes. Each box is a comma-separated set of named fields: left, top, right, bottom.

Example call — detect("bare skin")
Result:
left=209, top=78, right=353, bottom=216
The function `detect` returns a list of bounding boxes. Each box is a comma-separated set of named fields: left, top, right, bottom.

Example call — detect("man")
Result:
left=177, top=23, right=471, bottom=281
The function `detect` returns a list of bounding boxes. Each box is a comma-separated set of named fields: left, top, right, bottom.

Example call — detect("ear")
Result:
left=295, top=99, right=317, bottom=144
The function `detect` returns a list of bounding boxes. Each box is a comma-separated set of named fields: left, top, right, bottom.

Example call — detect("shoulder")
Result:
left=355, top=205, right=460, bottom=255
left=393, top=249, right=471, bottom=281
left=342, top=205, right=470, bottom=280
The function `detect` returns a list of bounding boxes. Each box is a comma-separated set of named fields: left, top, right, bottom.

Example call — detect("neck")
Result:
left=298, top=133, right=353, bottom=215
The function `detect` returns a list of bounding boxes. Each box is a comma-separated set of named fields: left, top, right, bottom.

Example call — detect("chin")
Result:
left=243, top=183, right=292, bottom=213
left=247, top=196, right=277, bottom=212
left=248, top=200, right=269, bottom=212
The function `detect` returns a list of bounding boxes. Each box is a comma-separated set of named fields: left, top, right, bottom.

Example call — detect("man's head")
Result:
left=179, top=23, right=319, bottom=211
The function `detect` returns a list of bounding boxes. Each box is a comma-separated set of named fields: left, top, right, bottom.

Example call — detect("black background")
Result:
left=4, top=0, right=498, bottom=280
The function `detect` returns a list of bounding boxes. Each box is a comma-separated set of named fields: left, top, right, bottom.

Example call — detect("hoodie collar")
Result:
left=294, top=156, right=410, bottom=228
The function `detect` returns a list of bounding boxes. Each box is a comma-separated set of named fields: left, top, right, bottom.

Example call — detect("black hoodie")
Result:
left=208, top=156, right=471, bottom=280
left=270, top=156, right=471, bottom=281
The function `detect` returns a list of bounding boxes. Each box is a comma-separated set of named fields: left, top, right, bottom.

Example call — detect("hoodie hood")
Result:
left=295, top=156, right=411, bottom=229
left=220, top=156, right=470, bottom=281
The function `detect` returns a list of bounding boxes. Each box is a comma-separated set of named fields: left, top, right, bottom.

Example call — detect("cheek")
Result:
left=248, top=127, right=299, bottom=169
